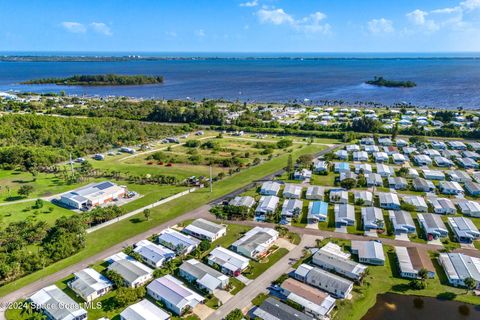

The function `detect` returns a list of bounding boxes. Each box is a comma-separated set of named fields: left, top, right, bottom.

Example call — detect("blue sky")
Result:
left=1, top=0, right=480, bottom=52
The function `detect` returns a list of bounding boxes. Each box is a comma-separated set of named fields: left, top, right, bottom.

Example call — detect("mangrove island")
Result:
left=366, top=76, right=416, bottom=88
left=21, top=74, right=164, bottom=86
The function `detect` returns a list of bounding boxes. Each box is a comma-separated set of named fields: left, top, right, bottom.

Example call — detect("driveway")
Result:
left=194, top=304, right=215, bottom=320
left=215, top=290, right=233, bottom=304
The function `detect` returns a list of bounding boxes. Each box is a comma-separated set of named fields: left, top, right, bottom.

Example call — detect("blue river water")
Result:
left=1, top=52, right=480, bottom=108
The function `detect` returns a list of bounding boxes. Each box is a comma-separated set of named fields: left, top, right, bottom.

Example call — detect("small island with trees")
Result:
left=21, top=74, right=164, bottom=86
left=365, top=76, right=416, bottom=88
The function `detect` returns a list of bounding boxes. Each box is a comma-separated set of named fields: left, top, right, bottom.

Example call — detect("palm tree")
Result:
left=464, top=277, right=477, bottom=294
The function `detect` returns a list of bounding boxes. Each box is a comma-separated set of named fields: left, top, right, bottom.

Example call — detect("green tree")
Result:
left=409, top=279, right=426, bottom=290
left=400, top=202, right=416, bottom=212
left=34, top=199, right=44, bottom=209
left=340, top=178, right=357, bottom=190
left=225, top=309, right=243, bottom=320
left=115, top=287, right=145, bottom=307
left=18, top=185, right=34, bottom=197
left=106, top=269, right=125, bottom=288
left=296, top=154, right=314, bottom=167
left=464, top=277, right=477, bottom=292
left=286, top=155, right=293, bottom=174
left=418, top=268, right=429, bottom=281
left=143, top=208, right=151, bottom=221
left=277, top=139, right=293, bottom=149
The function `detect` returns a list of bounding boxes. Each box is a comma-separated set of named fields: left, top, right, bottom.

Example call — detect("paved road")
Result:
left=206, top=235, right=318, bottom=320
left=0, top=144, right=339, bottom=319
left=227, top=219, right=480, bottom=257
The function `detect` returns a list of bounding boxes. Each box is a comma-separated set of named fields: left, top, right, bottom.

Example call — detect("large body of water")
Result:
left=1, top=52, right=480, bottom=109
left=362, top=293, right=480, bottom=320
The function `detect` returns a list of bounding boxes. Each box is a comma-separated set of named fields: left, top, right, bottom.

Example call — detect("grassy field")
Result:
left=0, top=143, right=326, bottom=298
left=0, top=200, right=74, bottom=226
left=311, top=172, right=336, bottom=186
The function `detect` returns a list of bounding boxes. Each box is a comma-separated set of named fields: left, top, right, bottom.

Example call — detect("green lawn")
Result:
left=0, top=144, right=326, bottom=298
left=229, top=277, right=246, bottom=295
left=319, top=206, right=335, bottom=231
left=311, top=172, right=336, bottom=186
left=251, top=292, right=269, bottom=306
left=0, top=200, right=74, bottom=226
left=244, top=247, right=289, bottom=279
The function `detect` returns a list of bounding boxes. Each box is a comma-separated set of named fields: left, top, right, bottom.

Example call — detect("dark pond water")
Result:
left=362, top=293, right=480, bottom=320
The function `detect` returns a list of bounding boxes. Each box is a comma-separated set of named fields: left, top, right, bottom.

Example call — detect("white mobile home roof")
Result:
left=208, top=247, right=250, bottom=272
left=120, top=299, right=170, bottom=320
left=427, top=197, right=456, bottom=213
left=229, top=196, right=256, bottom=208
left=179, top=259, right=228, bottom=292
left=306, top=186, right=324, bottom=199
left=351, top=241, right=385, bottom=262
left=448, top=217, right=480, bottom=241
left=134, top=239, right=175, bottom=266
left=69, top=268, right=112, bottom=301
left=403, top=195, right=428, bottom=210
left=458, top=200, right=480, bottom=215
left=334, top=204, right=355, bottom=223
left=362, top=207, right=384, bottom=228
left=183, top=218, right=226, bottom=240
left=283, top=184, right=303, bottom=198
left=260, top=181, right=281, bottom=195
left=30, top=285, right=87, bottom=320
left=147, top=275, right=204, bottom=312
left=108, top=258, right=153, bottom=285
left=158, top=228, right=200, bottom=250
left=438, top=253, right=480, bottom=283
left=256, top=195, right=280, bottom=213
left=417, top=213, right=448, bottom=236
left=379, top=193, right=400, bottom=206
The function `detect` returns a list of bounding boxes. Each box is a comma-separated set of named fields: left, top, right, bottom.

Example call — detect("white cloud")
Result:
left=257, top=8, right=294, bottom=25
left=90, top=22, right=112, bottom=36
left=406, top=0, right=480, bottom=34
left=240, top=0, right=258, bottom=7
left=300, top=12, right=331, bottom=34
left=431, top=7, right=461, bottom=14
left=367, top=18, right=394, bottom=34
left=256, top=8, right=330, bottom=34
left=406, top=9, right=439, bottom=31
left=61, top=21, right=86, bottom=33
left=461, top=0, right=480, bottom=11
left=195, top=29, right=206, bottom=37
left=407, top=9, right=428, bottom=25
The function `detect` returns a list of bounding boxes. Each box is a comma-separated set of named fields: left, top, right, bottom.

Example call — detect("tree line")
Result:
left=22, top=74, right=164, bottom=86
left=0, top=114, right=187, bottom=170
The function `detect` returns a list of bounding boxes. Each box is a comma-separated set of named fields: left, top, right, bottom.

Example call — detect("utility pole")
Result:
left=209, top=165, right=213, bottom=193
left=69, top=153, right=74, bottom=176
